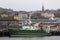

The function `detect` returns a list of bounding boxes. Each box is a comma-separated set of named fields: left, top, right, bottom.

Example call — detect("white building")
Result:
left=41, top=13, right=55, bottom=18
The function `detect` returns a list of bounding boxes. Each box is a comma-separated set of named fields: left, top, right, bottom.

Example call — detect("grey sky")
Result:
left=0, top=0, right=60, bottom=11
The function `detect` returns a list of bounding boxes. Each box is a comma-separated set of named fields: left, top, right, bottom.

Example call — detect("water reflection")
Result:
left=0, top=36, right=60, bottom=40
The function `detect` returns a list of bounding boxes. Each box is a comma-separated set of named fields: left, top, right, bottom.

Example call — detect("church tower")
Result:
left=42, top=5, right=44, bottom=13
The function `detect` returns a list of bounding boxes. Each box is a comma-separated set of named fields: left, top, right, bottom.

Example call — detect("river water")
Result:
left=0, top=36, right=60, bottom=40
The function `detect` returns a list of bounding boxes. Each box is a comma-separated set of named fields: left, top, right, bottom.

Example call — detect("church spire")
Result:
left=42, top=5, right=44, bottom=12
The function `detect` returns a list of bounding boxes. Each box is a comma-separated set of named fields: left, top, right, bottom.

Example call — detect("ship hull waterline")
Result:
left=8, top=29, right=51, bottom=37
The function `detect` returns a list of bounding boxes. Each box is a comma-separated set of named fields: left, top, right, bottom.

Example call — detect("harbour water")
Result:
left=0, top=36, right=60, bottom=40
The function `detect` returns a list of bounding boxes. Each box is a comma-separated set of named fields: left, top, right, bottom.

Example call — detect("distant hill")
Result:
left=0, top=7, right=60, bottom=19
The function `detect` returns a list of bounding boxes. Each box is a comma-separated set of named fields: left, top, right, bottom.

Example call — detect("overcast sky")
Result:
left=0, top=0, right=60, bottom=11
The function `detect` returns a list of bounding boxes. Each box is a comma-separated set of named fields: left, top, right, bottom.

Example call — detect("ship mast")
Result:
left=28, top=12, right=32, bottom=25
